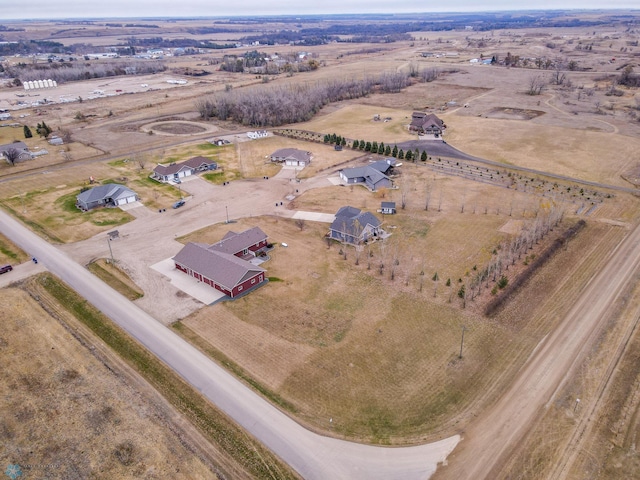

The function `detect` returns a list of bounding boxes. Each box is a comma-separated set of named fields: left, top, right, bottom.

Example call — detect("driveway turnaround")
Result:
left=0, top=208, right=459, bottom=479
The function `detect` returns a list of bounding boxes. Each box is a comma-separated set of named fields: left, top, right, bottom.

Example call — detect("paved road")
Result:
left=394, top=139, right=640, bottom=194
left=0, top=208, right=459, bottom=479
left=436, top=219, right=640, bottom=479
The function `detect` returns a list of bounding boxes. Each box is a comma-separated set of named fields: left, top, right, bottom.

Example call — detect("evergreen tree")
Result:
left=371, top=141, right=378, bottom=153
left=323, top=134, right=330, bottom=143
left=23, top=125, right=33, bottom=139
left=421, top=150, right=428, bottom=162
left=378, top=142, right=385, bottom=154
left=359, top=140, right=365, bottom=150
left=414, top=148, right=420, bottom=162
left=341, top=137, right=346, bottom=146
left=392, top=145, right=398, bottom=157
left=405, top=150, right=413, bottom=161
left=365, top=141, right=372, bottom=152
left=398, top=149, right=405, bottom=159
left=384, top=145, right=391, bottom=156
left=352, top=139, right=360, bottom=149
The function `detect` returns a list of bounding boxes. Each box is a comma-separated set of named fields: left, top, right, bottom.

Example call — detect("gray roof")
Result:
left=270, top=148, right=311, bottom=162
left=330, top=206, right=381, bottom=237
left=153, top=162, right=193, bottom=176
left=182, top=156, right=217, bottom=168
left=0, top=141, right=29, bottom=156
left=381, top=201, right=396, bottom=209
left=76, top=184, right=137, bottom=204
left=154, top=156, right=216, bottom=176
left=209, top=226, right=268, bottom=256
left=335, top=206, right=361, bottom=218
left=173, top=242, right=265, bottom=290
left=340, top=165, right=391, bottom=188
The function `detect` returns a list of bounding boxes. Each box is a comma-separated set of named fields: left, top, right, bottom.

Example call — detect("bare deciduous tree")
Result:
left=3, top=147, right=20, bottom=165
left=295, top=218, right=306, bottom=231
left=527, top=75, right=546, bottom=95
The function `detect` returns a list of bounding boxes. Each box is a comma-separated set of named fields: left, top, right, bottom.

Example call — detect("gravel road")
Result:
left=0, top=208, right=460, bottom=480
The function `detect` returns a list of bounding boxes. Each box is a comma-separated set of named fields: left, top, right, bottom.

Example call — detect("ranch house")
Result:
left=339, top=159, right=395, bottom=191
left=270, top=148, right=312, bottom=167
left=152, top=156, right=217, bottom=183
left=76, top=184, right=138, bottom=211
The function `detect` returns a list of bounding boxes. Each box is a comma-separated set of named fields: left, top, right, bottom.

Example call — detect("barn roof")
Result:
left=173, top=242, right=265, bottom=291
left=209, top=226, right=268, bottom=256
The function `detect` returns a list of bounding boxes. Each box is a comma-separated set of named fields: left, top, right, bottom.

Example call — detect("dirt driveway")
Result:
left=58, top=166, right=333, bottom=323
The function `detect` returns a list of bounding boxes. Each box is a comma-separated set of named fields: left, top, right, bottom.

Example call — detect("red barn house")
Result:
left=173, top=227, right=268, bottom=298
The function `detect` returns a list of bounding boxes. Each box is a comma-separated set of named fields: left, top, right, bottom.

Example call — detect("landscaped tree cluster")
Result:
left=196, top=72, right=414, bottom=127
left=36, top=121, right=52, bottom=138
left=323, top=133, right=346, bottom=147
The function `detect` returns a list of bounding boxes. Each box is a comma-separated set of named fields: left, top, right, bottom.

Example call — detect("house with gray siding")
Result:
left=339, top=159, right=395, bottom=191
left=76, top=184, right=138, bottom=211
left=329, top=206, right=384, bottom=245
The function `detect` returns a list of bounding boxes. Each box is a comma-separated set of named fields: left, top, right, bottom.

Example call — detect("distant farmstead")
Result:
left=173, top=227, right=269, bottom=298
left=76, top=184, right=138, bottom=211
left=409, top=112, right=446, bottom=136
left=270, top=148, right=312, bottom=167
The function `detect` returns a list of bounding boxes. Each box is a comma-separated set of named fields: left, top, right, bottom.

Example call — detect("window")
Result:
left=251, top=278, right=256, bottom=284
left=238, top=285, right=243, bottom=291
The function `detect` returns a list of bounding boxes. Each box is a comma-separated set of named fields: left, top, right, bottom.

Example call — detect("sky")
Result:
left=1, top=1, right=638, bottom=20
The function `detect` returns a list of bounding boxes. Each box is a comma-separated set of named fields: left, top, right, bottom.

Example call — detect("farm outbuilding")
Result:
left=173, top=227, right=269, bottom=299
left=380, top=201, right=396, bottom=214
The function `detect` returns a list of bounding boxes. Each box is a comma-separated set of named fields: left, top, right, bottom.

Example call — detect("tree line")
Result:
left=5, top=60, right=166, bottom=85
left=196, top=71, right=412, bottom=127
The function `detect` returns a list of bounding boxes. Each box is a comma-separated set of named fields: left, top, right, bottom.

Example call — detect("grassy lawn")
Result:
left=0, top=232, right=29, bottom=265
left=1, top=187, right=133, bottom=244
left=175, top=212, right=514, bottom=442
left=87, top=258, right=144, bottom=300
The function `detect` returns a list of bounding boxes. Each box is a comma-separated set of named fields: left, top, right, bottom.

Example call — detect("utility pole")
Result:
left=459, top=325, right=467, bottom=359
left=107, top=237, right=114, bottom=263
left=225, top=205, right=229, bottom=224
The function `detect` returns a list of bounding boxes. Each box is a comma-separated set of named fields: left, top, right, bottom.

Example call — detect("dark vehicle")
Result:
left=173, top=199, right=185, bottom=209
left=0, top=264, right=13, bottom=274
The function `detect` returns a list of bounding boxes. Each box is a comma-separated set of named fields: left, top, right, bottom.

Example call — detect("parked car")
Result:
left=173, top=199, right=185, bottom=209
left=0, top=264, right=13, bottom=274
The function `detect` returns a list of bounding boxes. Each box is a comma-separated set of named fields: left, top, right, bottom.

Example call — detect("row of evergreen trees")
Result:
left=323, top=133, right=429, bottom=162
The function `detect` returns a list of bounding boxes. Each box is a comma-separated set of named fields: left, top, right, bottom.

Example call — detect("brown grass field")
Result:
left=0, top=287, right=216, bottom=479
left=2, top=12, right=640, bottom=476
